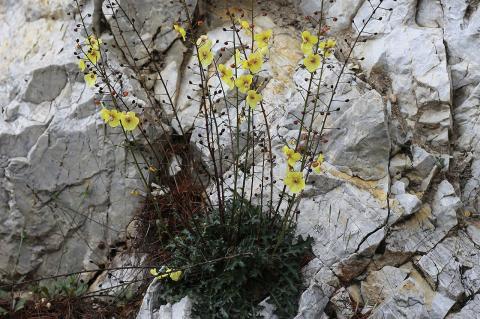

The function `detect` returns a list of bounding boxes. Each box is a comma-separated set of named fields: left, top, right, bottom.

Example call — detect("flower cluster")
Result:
left=150, top=267, right=183, bottom=281
left=77, top=35, right=102, bottom=87
left=301, top=30, right=336, bottom=73
left=281, top=146, right=324, bottom=194
left=174, top=25, right=272, bottom=110
left=99, top=108, right=139, bottom=131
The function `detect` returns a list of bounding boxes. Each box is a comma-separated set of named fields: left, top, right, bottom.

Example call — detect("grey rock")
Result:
left=297, top=0, right=363, bottom=33
left=136, top=281, right=193, bottom=319
left=361, top=266, right=409, bottom=306
left=454, top=83, right=480, bottom=213
left=296, top=173, right=388, bottom=275
left=330, top=287, right=355, bottom=319
left=416, top=0, right=444, bottom=28
left=88, top=252, right=147, bottom=297
left=411, top=145, right=437, bottom=178
left=354, top=3, right=452, bottom=149
left=386, top=180, right=460, bottom=254
left=396, top=193, right=422, bottom=216
left=417, top=231, right=480, bottom=300
left=447, top=294, right=480, bottom=319
left=370, top=268, right=455, bottom=319
left=295, top=267, right=339, bottom=319
left=0, top=0, right=151, bottom=281
left=106, top=0, right=197, bottom=65
left=389, top=153, right=412, bottom=177
left=258, top=298, right=279, bottom=319
left=23, top=65, right=67, bottom=104
left=391, top=180, right=406, bottom=195
left=324, top=90, right=390, bottom=181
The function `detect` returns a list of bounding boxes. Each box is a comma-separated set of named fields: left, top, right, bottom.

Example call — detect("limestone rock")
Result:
left=395, top=193, right=422, bottom=217
left=447, top=294, right=480, bottom=319
left=329, top=287, right=355, bottom=319
left=88, top=252, right=147, bottom=297
left=324, top=90, right=390, bottom=181
left=417, top=231, right=480, bottom=300
left=105, top=0, right=197, bottom=65
left=297, top=0, right=364, bottom=33
left=295, top=267, right=339, bottom=319
left=0, top=0, right=151, bottom=281
left=23, top=65, right=67, bottom=104
left=389, top=153, right=412, bottom=177
left=360, top=266, right=409, bottom=306
left=391, top=180, right=406, bottom=195
left=370, top=274, right=455, bottom=319
left=386, top=180, right=460, bottom=254
left=354, top=0, right=452, bottom=149
left=136, top=281, right=193, bottom=319
left=296, top=169, right=388, bottom=272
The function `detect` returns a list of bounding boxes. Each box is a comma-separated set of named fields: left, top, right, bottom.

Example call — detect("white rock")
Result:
left=354, top=3, right=452, bottom=148
left=417, top=231, right=480, bottom=300
left=370, top=267, right=455, bottom=319
left=324, top=90, right=390, bottom=181
left=168, top=155, right=182, bottom=176
left=136, top=281, right=193, bottom=319
left=330, top=287, right=355, bottom=319
left=296, top=168, right=388, bottom=281
left=88, top=252, right=147, bottom=297
left=447, top=294, right=480, bottom=319
left=105, top=0, right=197, bottom=65
left=0, top=0, right=152, bottom=281
left=295, top=267, right=339, bottom=319
left=386, top=180, right=460, bottom=254
left=298, top=0, right=363, bottom=33
left=396, top=193, right=422, bottom=216
left=416, top=0, right=444, bottom=28
left=361, top=266, right=409, bottom=306
left=391, top=180, right=406, bottom=195
left=389, top=153, right=412, bottom=177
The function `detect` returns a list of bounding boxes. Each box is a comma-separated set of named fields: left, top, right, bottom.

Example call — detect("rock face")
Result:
left=0, top=0, right=157, bottom=280
left=2, top=0, right=480, bottom=319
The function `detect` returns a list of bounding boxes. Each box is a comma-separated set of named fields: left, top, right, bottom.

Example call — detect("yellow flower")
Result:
left=218, top=64, right=234, bottom=89
left=234, top=49, right=243, bottom=67
left=254, top=29, right=272, bottom=48
left=87, top=35, right=102, bottom=50
left=99, top=108, right=121, bottom=127
left=148, top=166, right=158, bottom=173
left=319, top=39, right=336, bottom=58
left=78, top=59, right=86, bottom=72
left=246, top=90, right=262, bottom=109
left=84, top=71, right=97, bottom=87
left=301, top=30, right=318, bottom=55
left=282, top=145, right=302, bottom=167
left=120, top=111, right=140, bottom=131
left=284, top=171, right=305, bottom=194
left=242, top=52, right=263, bottom=74
left=150, top=267, right=182, bottom=281
left=173, top=24, right=186, bottom=41
left=259, top=46, right=269, bottom=56
left=239, top=19, right=251, bottom=31
left=235, top=74, right=253, bottom=93
left=87, top=47, right=100, bottom=64
left=303, top=53, right=321, bottom=73
left=150, top=268, right=169, bottom=279
left=311, top=153, right=324, bottom=174
left=198, top=45, right=213, bottom=67
left=196, top=35, right=212, bottom=49
left=169, top=270, right=183, bottom=281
